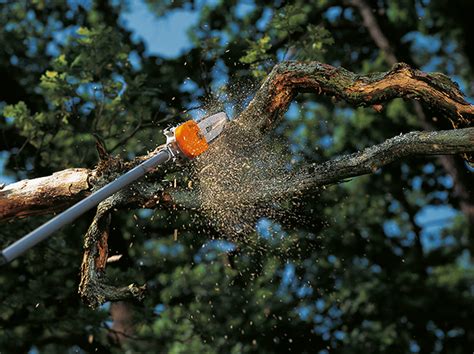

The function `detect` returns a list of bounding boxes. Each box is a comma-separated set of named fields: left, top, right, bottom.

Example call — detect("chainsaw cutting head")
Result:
left=172, top=112, right=228, bottom=159
left=174, top=120, right=208, bottom=158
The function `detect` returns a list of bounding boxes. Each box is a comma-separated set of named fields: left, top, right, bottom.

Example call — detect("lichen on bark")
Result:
left=0, top=61, right=472, bottom=307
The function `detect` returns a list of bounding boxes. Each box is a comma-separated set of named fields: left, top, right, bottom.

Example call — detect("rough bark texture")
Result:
left=239, top=62, right=473, bottom=132
left=348, top=0, right=474, bottom=225
left=0, top=168, right=92, bottom=220
left=1, top=61, right=473, bottom=307
left=298, top=128, right=474, bottom=190
left=78, top=196, right=147, bottom=308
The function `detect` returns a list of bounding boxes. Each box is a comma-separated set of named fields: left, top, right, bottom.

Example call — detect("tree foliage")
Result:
left=0, top=1, right=473, bottom=353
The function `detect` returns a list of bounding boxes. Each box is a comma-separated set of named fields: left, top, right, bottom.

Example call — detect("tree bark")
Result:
left=1, top=62, right=471, bottom=222
left=0, top=61, right=472, bottom=306
left=0, top=168, right=91, bottom=221
left=348, top=0, right=474, bottom=225
left=294, top=128, right=473, bottom=192
left=238, top=61, right=473, bottom=132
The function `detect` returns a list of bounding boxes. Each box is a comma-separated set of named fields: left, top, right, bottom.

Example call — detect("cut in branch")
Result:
left=245, top=128, right=474, bottom=203
left=0, top=61, right=473, bottom=307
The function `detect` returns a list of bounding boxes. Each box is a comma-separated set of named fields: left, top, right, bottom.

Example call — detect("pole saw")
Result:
left=0, top=112, right=228, bottom=265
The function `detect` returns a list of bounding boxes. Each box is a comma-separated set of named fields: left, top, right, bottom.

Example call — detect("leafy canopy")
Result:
left=0, top=1, right=473, bottom=353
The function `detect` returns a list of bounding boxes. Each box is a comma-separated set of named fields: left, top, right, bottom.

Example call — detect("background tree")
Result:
left=0, top=1, right=473, bottom=353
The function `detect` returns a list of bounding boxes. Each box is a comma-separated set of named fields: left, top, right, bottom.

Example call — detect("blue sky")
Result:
left=0, top=0, right=199, bottom=184
left=3, top=6, right=470, bottom=344
left=0, top=1, right=464, bottom=257
left=120, top=0, right=199, bottom=58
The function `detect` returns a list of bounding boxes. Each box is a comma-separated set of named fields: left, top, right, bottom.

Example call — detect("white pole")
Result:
left=1, top=149, right=171, bottom=264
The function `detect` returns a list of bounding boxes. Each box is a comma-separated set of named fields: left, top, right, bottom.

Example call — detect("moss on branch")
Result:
left=238, top=61, right=473, bottom=132
left=1, top=61, right=473, bottom=307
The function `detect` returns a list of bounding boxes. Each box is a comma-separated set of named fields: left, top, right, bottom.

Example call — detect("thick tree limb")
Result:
left=238, top=61, right=473, bottom=132
left=0, top=168, right=92, bottom=221
left=297, top=127, right=474, bottom=191
left=1, top=61, right=473, bottom=307
left=239, top=128, right=474, bottom=203
left=0, top=149, right=176, bottom=221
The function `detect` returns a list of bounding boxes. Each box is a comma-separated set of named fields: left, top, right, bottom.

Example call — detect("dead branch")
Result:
left=1, top=61, right=473, bottom=307
left=0, top=168, right=92, bottom=221
left=296, top=127, right=473, bottom=192
left=78, top=181, right=148, bottom=307
left=238, top=61, right=473, bottom=132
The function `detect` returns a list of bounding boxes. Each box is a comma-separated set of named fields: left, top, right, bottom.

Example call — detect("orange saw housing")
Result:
left=174, top=120, right=209, bottom=159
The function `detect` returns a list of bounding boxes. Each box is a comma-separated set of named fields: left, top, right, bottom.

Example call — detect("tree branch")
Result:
left=2, top=62, right=471, bottom=223
left=237, top=61, right=473, bottom=132
left=296, top=128, right=473, bottom=191
left=239, top=128, right=474, bottom=204
left=0, top=148, right=177, bottom=221
left=0, top=168, right=92, bottom=221
left=1, top=61, right=473, bottom=306
left=78, top=183, right=148, bottom=308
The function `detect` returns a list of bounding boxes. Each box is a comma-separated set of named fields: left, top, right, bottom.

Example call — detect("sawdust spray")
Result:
left=190, top=84, right=317, bottom=246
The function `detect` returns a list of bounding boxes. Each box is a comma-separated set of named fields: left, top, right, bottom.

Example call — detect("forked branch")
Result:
left=0, top=61, right=473, bottom=307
